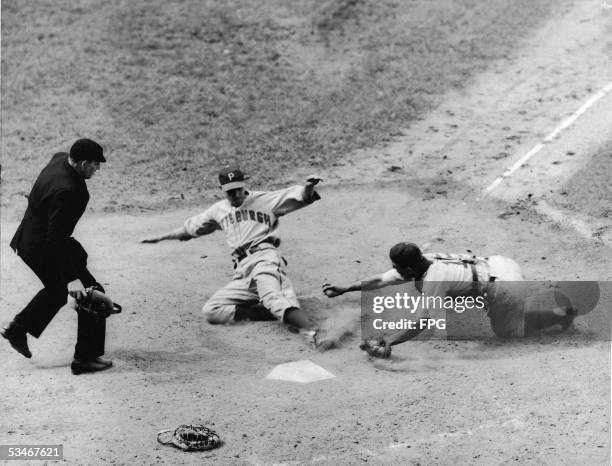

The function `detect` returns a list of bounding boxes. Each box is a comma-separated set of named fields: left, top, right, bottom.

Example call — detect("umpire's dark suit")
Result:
left=10, top=151, right=105, bottom=360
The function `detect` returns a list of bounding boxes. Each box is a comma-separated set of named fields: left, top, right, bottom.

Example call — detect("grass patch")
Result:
left=1, top=0, right=560, bottom=211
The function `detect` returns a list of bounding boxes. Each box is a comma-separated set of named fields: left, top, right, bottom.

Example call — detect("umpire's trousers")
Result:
left=12, top=247, right=106, bottom=360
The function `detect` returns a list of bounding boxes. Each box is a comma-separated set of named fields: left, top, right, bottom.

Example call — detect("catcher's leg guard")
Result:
left=524, top=306, right=577, bottom=335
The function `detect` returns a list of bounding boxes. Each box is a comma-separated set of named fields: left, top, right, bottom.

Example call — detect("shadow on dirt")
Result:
left=363, top=327, right=609, bottom=374
left=109, top=348, right=221, bottom=373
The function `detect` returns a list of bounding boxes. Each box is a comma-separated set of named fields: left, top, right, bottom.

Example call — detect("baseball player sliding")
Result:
left=142, top=167, right=324, bottom=348
left=323, top=242, right=578, bottom=357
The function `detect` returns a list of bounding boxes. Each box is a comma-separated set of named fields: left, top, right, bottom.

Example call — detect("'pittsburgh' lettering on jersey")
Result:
left=219, top=210, right=272, bottom=229
left=183, top=185, right=319, bottom=252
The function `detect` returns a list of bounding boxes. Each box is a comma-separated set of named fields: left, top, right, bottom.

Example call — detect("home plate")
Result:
left=266, top=360, right=336, bottom=383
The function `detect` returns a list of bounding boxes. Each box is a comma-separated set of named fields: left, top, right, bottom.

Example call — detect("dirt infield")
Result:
left=1, top=1, right=611, bottom=465
left=2, top=185, right=610, bottom=464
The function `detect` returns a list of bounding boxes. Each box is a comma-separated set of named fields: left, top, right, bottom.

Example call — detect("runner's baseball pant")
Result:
left=202, top=247, right=299, bottom=324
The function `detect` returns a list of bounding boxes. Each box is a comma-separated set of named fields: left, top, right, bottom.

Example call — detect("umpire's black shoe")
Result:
left=71, top=357, right=113, bottom=375
left=1, top=325, right=32, bottom=359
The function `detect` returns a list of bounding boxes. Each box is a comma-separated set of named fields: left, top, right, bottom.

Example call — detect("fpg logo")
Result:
left=419, top=318, right=446, bottom=330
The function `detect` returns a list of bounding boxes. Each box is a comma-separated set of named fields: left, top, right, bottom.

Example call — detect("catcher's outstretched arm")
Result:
left=323, top=273, right=405, bottom=297
left=141, top=225, right=192, bottom=243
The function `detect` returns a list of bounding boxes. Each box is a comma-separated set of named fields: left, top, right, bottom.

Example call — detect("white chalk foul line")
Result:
left=482, top=81, right=612, bottom=197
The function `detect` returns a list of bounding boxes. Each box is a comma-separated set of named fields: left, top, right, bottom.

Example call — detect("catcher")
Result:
left=141, top=166, right=324, bottom=348
left=323, top=242, right=578, bottom=358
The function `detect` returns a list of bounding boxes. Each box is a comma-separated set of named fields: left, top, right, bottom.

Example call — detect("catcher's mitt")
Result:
left=360, top=337, right=392, bottom=358
left=70, top=287, right=122, bottom=319
left=157, top=424, right=221, bottom=451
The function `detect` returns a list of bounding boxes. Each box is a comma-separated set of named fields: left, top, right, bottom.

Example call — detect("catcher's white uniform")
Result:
left=184, top=185, right=319, bottom=324
left=381, top=253, right=526, bottom=337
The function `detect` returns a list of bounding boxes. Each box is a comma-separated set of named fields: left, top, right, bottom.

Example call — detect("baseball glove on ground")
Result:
left=70, top=287, right=122, bottom=319
left=360, top=337, right=392, bottom=358
left=157, top=424, right=221, bottom=451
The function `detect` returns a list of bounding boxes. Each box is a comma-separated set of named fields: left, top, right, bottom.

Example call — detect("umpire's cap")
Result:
left=70, top=139, right=106, bottom=163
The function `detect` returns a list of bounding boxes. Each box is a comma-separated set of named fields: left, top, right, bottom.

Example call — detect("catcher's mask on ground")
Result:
left=157, top=424, right=221, bottom=451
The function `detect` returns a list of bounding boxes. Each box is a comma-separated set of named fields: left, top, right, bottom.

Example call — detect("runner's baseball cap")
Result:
left=70, top=138, right=106, bottom=163
left=219, top=166, right=246, bottom=192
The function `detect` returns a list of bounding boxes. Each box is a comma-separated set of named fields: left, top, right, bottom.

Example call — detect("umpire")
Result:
left=2, top=138, right=113, bottom=374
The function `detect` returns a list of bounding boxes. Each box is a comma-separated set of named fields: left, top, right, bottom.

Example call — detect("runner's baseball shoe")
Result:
left=300, top=328, right=318, bottom=349
left=300, top=328, right=337, bottom=351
